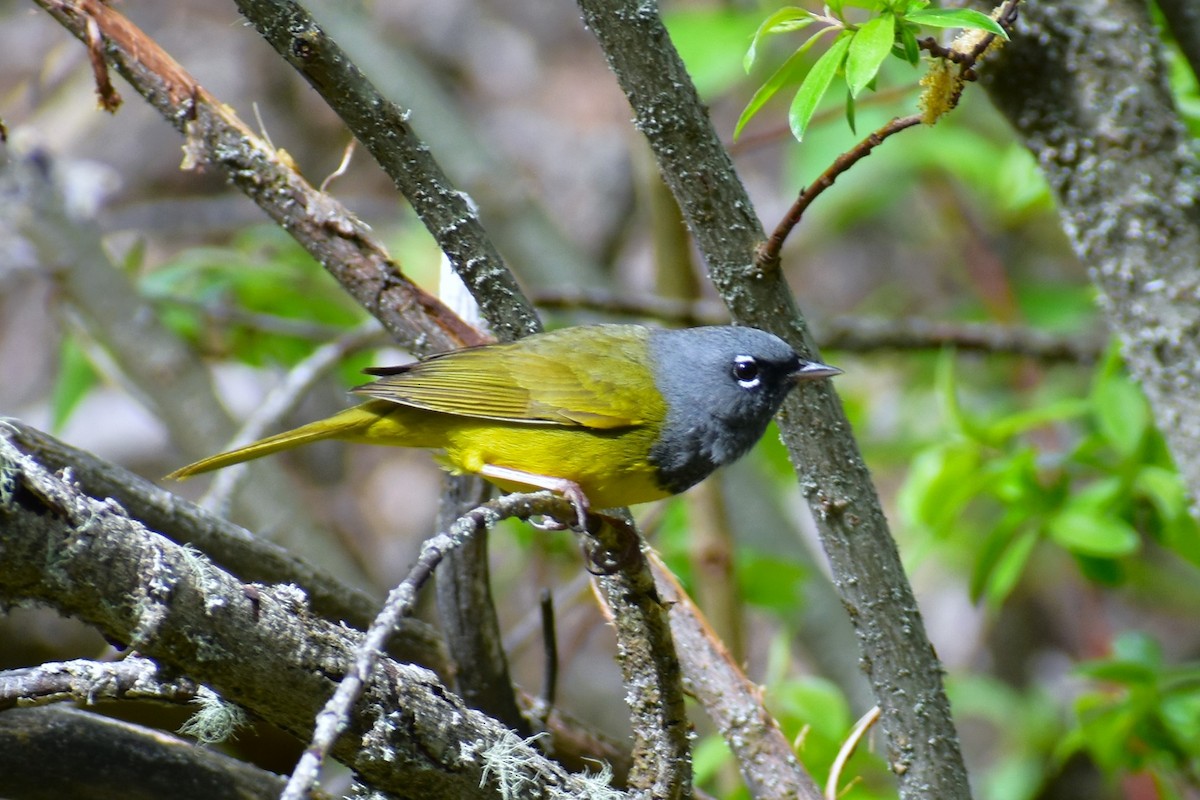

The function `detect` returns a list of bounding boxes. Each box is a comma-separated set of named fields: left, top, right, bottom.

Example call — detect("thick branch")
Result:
left=0, top=429, right=619, bottom=800
left=2, top=419, right=448, bottom=676
left=978, top=0, right=1200, bottom=509
left=0, top=706, right=289, bottom=800
left=587, top=516, right=692, bottom=800
left=574, top=2, right=972, bottom=797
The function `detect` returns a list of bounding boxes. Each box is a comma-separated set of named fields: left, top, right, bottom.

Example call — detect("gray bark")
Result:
left=978, top=0, right=1200, bottom=510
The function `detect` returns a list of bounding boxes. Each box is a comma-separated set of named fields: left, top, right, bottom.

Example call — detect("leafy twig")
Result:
left=757, top=114, right=922, bottom=272
left=756, top=0, right=1022, bottom=270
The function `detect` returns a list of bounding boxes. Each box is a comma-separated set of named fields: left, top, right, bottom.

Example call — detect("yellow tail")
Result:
left=167, top=403, right=388, bottom=480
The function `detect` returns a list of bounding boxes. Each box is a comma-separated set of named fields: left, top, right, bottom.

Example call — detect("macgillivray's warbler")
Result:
left=168, top=324, right=840, bottom=525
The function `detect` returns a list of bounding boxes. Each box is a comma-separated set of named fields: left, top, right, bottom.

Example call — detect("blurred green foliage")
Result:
left=42, top=3, right=1200, bottom=798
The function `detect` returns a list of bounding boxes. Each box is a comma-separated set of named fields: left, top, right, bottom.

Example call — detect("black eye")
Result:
left=733, top=356, right=760, bottom=386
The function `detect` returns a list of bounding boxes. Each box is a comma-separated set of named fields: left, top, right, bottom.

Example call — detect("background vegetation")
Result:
left=2, top=0, right=1199, bottom=798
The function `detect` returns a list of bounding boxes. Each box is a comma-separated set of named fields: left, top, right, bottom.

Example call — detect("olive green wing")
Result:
left=351, top=326, right=663, bottom=429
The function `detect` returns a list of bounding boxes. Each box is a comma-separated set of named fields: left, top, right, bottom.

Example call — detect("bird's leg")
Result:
left=477, top=464, right=591, bottom=531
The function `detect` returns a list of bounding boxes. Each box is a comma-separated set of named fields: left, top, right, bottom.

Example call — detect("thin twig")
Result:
left=0, top=657, right=200, bottom=711
left=757, top=114, right=922, bottom=271
left=825, top=706, right=882, bottom=800
left=319, top=138, right=357, bottom=193
left=536, top=289, right=1102, bottom=363
left=279, top=491, right=583, bottom=800
left=540, top=589, right=559, bottom=708
left=757, top=0, right=1023, bottom=270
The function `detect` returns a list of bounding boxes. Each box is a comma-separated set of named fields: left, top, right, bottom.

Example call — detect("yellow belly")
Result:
left=351, top=403, right=669, bottom=509
left=444, top=421, right=669, bottom=509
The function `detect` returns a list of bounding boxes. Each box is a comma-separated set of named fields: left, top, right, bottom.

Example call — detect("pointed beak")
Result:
left=791, top=359, right=842, bottom=382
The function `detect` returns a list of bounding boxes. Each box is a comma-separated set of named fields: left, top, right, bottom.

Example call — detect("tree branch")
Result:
left=231, top=0, right=541, bottom=343
left=977, top=0, right=1200, bottom=511
left=2, top=418, right=449, bottom=677
left=0, top=706, right=290, bottom=800
left=574, top=1, right=973, bottom=797
left=0, top=428, right=620, bottom=800
left=0, top=657, right=200, bottom=711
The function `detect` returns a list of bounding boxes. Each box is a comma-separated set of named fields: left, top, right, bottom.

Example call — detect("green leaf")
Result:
left=898, top=22, right=921, bottom=65
left=736, top=551, right=807, bottom=614
left=972, top=526, right=1039, bottom=607
left=1047, top=510, right=1141, bottom=558
left=691, top=735, right=734, bottom=787
left=1134, top=466, right=1189, bottom=521
left=735, top=28, right=832, bottom=139
left=1075, top=659, right=1158, bottom=686
left=1112, top=630, right=1163, bottom=669
left=846, top=13, right=895, bottom=97
left=897, top=441, right=984, bottom=534
left=744, top=7, right=815, bottom=72
left=1092, top=372, right=1150, bottom=458
left=50, top=336, right=99, bottom=432
left=982, top=398, right=1090, bottom=445
left=845, top=88, right=857, bottom=134
left=789, top=33, right=852, bottom=141
left=905, top=7, right=1008, bottom=38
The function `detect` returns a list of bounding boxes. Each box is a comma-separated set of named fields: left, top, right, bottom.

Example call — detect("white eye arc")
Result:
left=733, top=355, right=761, bottom=388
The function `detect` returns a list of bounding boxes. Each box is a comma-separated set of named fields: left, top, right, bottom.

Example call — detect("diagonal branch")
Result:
left=33, top=0, right=482, bottom=355
left=574, top=1, right=973, bottom=797
left=0, top=427, right=618, bottom=800
left=2, top=418, right=449, bottom=676
left=231, top=0, right=541, bottom=343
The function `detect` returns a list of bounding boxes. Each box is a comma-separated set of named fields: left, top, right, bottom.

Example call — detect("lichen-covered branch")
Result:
left=0, top=429, right=621, bottom=800
left=2, top=419, right=448, bottom=676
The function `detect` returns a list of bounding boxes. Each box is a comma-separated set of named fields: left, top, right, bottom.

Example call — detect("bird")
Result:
left=168, top=324, right=840, bottom=526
